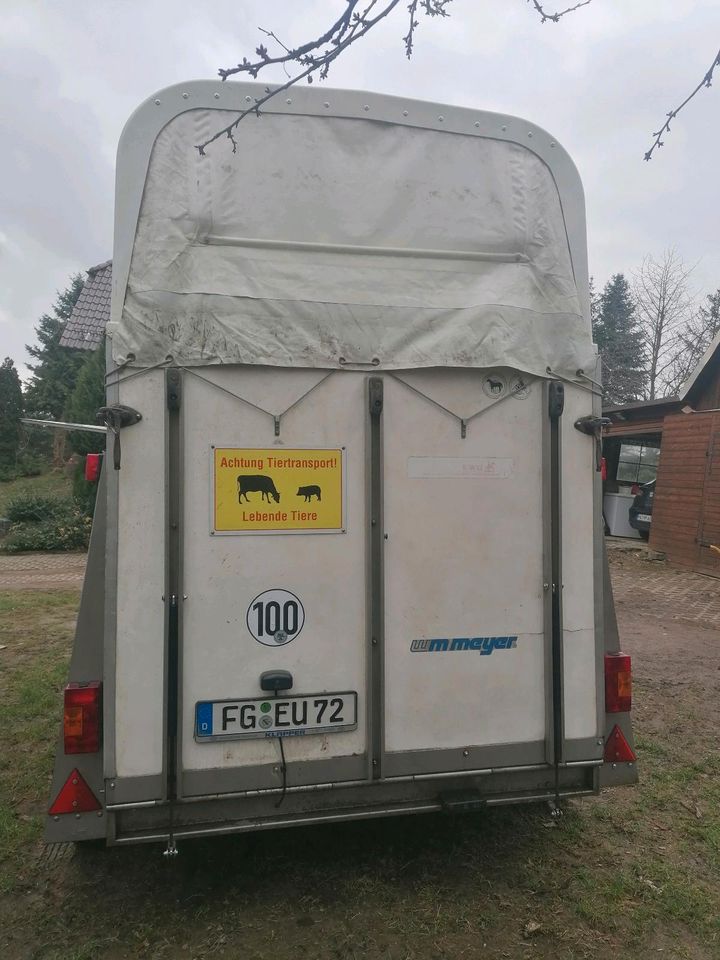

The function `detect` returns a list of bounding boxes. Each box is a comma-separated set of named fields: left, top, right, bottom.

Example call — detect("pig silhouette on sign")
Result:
left=297, top=485, right=321, bottom=502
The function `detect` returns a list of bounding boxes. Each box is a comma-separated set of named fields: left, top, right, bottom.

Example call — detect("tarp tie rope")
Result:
left=388, top=372, right=543, bottom=439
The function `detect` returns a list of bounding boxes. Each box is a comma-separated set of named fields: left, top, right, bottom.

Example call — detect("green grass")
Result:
left=1, top=593, right=720, bottom=959
left=0, top=469, right=72, bottom=515
left=0, top=591, right=76, bottom=894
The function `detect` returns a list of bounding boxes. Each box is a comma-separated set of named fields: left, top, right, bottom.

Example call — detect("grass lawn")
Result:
left=0, top=585, right=719, bottom=959
left=0, top=470, right=73, bottom=515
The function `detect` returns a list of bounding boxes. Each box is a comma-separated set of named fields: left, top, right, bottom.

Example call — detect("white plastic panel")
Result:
left=114, top=371, right=166, bottom=778
left=382, top=370, right=546, bottom=754
left=561, top=383, right=599, bottom=740
left=180, top=368, right=367, bottom=780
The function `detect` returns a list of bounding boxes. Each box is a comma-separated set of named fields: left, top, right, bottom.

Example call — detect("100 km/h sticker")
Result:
left=246, top=589, right=305, bottom=646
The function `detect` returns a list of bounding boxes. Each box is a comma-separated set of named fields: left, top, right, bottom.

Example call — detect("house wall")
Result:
left=693, top=372, right=720, bottom=411
left=603, top=414, right=667, bottom=439
left=650, top=411, right=720, bottom=576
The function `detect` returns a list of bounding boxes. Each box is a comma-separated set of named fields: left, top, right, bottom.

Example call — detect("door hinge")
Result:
left=369, top=377, right=383, bottom=417
left=166, top=369, right=182, bottom=412
left=548, top=381, right=565, bottom=421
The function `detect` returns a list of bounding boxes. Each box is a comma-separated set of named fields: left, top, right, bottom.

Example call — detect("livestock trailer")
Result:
left=46, top=82, right=636, bottom=849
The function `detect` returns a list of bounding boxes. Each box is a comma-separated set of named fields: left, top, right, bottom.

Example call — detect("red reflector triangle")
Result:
left=604, top=725, right=636, bottom=763
left=49, top=768, right=101, bottom=815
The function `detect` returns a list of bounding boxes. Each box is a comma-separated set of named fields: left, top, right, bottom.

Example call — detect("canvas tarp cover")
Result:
left=110, top=108, right=595, bottom=377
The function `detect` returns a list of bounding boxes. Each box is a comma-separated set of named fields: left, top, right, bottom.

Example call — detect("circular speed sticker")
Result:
left=246, top=589, right=305, bottom=646
left=509, top=374, right=532, bottom=399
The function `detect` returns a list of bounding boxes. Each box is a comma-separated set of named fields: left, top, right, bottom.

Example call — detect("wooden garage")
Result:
left=603, top=335, right=720, bottom=577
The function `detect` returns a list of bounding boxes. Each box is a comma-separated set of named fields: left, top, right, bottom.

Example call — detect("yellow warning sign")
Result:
left=212, top=448, right=344, bottom=534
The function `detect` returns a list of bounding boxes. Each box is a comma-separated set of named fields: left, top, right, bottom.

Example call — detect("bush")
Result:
left=1, top=491, right=93, bottom=552
left=16, top=454, right=45, bottom=478
left=72, top=462, right=98, bottom=518
left=1, top=507, right=92, bottom=553
left=4, top=492, right=72, bottom=524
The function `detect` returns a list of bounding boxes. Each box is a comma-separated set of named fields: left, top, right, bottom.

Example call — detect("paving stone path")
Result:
left=0, top=552, right=87, bottom=590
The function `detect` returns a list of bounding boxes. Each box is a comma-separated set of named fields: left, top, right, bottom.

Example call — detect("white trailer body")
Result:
left=47, top=83, right=636, bottom=847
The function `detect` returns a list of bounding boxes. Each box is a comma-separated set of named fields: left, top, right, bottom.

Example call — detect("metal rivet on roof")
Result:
left=245, top=96, right=252, bottom=102
left=402, top=110, right=409, bottom=117
left=438, top=115, right=444, bottom=122
left=550, top=141, right=556, bottom=148
left=364, top=104, right=370, bottom=111
left=182, top=92, right=189, bottom=99
left=286, top=98, right=292, bottom=104
left=474, top=121, right=480, bottom=128
left=527, top=132, right=533, bottom=138
left=501, top=125, right=507, bottom=132
left=154, top=99, right=161, bottom=105
left=324, top=101, right=330, bottom=108
left=214, top=93, right=220, bottom=99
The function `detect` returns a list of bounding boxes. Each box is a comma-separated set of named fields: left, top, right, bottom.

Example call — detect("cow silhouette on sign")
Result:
left=237, top=475, right=280, bottom=503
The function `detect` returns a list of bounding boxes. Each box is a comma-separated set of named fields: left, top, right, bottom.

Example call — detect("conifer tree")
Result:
left=65, top=341, right=106, bottom=457
left=0, top=357, right=23, bottom=475
left=592, top=274, right=647, bottom=404
left=24, top=275, right=86, bottom=420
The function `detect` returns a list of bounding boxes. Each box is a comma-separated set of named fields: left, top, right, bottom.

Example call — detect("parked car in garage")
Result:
left=629, top=479, right=655, bottom=539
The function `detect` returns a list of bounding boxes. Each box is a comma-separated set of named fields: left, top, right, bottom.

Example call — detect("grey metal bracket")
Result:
left=574, top=415, right=611, bottom=471
left=97, top=405, right=143, bottom=469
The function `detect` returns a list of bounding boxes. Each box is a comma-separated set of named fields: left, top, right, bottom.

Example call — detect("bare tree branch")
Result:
left=527, top=1, right=593, bottom=24
left=197, top=0, right=411, bottom=155
left=632, top=249, right=697, bottom=399
left=196, top=0, right=593, bottom=155
left=644, top=45, right=720, bottom=161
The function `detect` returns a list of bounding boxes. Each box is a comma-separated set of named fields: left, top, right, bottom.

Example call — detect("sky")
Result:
left=2, top=0, right=719, bottom=375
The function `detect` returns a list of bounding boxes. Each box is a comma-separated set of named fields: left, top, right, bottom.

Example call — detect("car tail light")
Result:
left=49, top=768, right=101, bottom=815
left=64, top=682, right=102, bottom=753
left=630, top=483, right=640, bottom=495
left=604, top=724, right=636, bottom=763
left=605, top=653, right=631, bottom=713
left=85, top=453, right=101, bottom=482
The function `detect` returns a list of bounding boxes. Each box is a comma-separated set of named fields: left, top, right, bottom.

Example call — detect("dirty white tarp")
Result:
left=110, top=109, right=595, bottom=377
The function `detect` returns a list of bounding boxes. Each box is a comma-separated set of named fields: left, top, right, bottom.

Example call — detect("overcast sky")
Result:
left=2, top=0, right=719, bottom=374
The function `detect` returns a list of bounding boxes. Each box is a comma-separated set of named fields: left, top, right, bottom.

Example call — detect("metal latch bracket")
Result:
left=97, top=405, right=142, bottom=470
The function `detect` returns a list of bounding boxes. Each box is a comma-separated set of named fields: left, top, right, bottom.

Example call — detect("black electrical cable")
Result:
left=275, top=736, right=288, bottom=808
left=273, top=690, right=288, bottom=808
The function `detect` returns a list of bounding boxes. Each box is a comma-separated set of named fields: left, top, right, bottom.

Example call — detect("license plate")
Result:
left=194, top=692, right=357, bottom=741
left=636, top=513, right=651, bottom=523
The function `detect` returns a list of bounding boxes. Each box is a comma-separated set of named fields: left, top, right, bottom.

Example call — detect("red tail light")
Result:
left=49, top=768, right=101, bottom=815
left=64, top=682, right=102, bottom=753
left=85, top=453, right=101, bottom=482
left=604, top=724, right=636, bottom=763
left=605, top=653, right=632, bottom=713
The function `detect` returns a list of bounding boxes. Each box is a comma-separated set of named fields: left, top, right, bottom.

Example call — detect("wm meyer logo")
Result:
left=410, top=636, right=518, bottom=655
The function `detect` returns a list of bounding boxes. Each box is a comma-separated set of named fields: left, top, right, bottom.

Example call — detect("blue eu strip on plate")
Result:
left=196, top=702, right=213, bottom=737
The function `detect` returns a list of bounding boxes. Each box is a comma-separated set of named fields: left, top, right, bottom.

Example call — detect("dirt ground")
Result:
left=610, top=548, right=720, bottom=738
left=1, top=549, right=719, bottom=960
